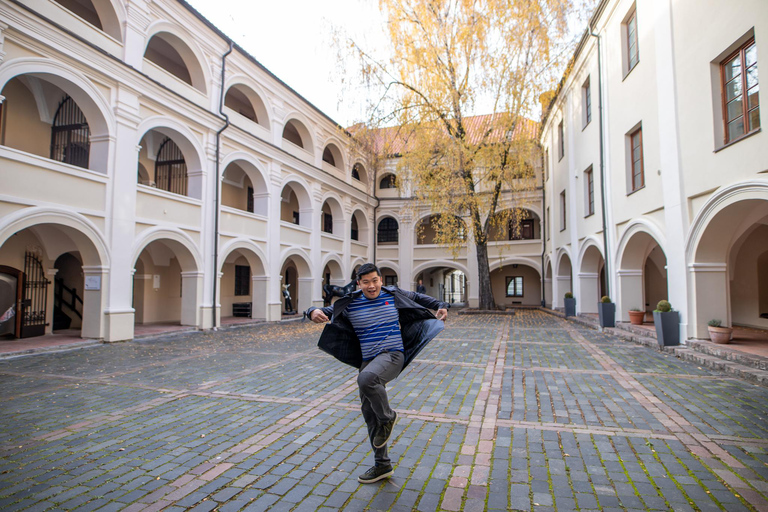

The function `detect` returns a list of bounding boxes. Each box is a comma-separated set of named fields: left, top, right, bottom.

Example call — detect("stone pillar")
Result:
left=252, top=276, right=268, bottom=320
left=688, top=263, right=728, bottom=339
left=267, top=170, right=283, bottom=321
left=617, top=269, right=643, bottom=322
left=45, top=269, right=58, bottom=335
left=81, top=266, right=108, bottom=339
left=578, top=272, right=600, bottom=314
left=180, top=271, right=203, bottom=327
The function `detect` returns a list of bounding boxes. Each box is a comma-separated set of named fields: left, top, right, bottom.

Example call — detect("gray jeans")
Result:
left=358, top=350, right=404, bottom=466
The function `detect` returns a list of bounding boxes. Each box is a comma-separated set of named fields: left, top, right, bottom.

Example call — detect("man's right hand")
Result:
left=310, top=309, right=329, bottom=323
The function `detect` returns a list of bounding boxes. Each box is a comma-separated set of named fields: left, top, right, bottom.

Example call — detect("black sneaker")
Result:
left=372, top=411, right=398, bottom=449
left=358, top=464, right=394, bottom=484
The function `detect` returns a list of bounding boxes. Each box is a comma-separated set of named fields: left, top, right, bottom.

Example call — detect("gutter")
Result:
left=212, top=41, right=233, bottom=330
left=589, top=28, right=611, bottom=299
left=540, top=144, right=547, bottom=307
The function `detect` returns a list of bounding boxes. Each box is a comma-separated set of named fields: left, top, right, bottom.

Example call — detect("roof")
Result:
left=360, top=114, right=539, bottom=156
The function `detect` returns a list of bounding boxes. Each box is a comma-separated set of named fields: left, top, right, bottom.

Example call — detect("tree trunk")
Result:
left=476, top=240, right=496, bottom=310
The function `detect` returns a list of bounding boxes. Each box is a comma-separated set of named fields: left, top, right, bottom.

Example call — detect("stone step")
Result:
left=671, top=346, right=768, bottom=387
left=613, top=321, right=658, bottom=339
left=686, top=339, right=768, bottom=371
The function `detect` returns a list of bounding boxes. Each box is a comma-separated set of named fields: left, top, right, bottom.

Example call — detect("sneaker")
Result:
left=372, top=411, right=398, bottom=449
left=358, top=464, right=394, bottom=484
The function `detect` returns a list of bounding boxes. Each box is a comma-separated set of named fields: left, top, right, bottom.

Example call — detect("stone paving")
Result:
left=1, top=310, right=768, bottom=511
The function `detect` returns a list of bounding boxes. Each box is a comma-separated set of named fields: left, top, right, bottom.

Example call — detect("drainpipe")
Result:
left=590, top=27, right=611, bottom=299
left=212, top=41, right=233, bottom=330
left=540, top=144, right=547, bottom=307
left=372, top=166, right=379, bottom=266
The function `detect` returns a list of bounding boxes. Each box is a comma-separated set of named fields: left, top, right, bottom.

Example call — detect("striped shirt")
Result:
left=346, top=291, right=404, bottom=361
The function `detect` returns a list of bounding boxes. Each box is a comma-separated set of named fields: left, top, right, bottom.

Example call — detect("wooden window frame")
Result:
left=625, top=8, right=639, bottom=75
left=322, top=212, right=333, bottom=234
left=505, top=276, right=524, bottom=298
left=585, top=167, right=594, bottom=217
left=630, top=128, right=644, bottom=192
left=509, top=219, right=535, bottom=241
left=560, top=191, right=566, bottom=232
left=582, top=77, right=592, bottom=128
left=720, top=38, right=760, bottom=144
left=557, top=121, right=565, bottom=161
left=377, top=218, right=399, bottom=244
left=234, top=265, right=250, bottom=297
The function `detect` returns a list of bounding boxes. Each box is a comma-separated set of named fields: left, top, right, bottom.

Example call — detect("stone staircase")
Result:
left=545, top=310, right=768, bottom=387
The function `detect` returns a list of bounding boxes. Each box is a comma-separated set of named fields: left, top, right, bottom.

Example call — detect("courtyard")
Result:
left=0, top=310, right=767, bottom=511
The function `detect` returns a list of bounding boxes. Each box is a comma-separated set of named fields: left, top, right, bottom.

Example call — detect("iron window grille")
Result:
left=51, top=95, right=90, bottom=169
left=155, top=138, right=187, bottom=196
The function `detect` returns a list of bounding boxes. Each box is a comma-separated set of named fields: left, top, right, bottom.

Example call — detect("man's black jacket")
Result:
left=305, top=286, right=449, bottom=371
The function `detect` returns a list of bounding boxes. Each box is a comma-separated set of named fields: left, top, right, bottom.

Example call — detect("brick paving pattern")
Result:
left=1, top=310, right=767, bottom=511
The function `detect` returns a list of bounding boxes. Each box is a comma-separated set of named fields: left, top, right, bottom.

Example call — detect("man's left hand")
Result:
left=436, top=308, right=448, bottom=321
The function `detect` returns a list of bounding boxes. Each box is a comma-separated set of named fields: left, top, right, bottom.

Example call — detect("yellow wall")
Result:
left=2, top=78, right=53, bottom=158
left=490, top=265, right=541, bottom=307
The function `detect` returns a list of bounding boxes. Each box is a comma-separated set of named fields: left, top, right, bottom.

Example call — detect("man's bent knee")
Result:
left=357, top=370, right=379, bottom=390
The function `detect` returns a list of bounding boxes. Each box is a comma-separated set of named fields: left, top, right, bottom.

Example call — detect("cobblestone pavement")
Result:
left=1, top=310, right=768, bottom=511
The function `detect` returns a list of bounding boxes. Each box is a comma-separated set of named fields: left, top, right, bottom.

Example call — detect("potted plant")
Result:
left=564, top=292, right=576, bottom=317
left=707, top=319, right=732, bottom=344
left=653, top=300, right=679, bottom=347
left=598, top=296, right=615, bottom=328
left=628, top=308, right=645, bottom=325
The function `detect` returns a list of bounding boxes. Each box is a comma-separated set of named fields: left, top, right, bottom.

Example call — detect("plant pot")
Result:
left=653, top=311, right=680, bottom=347
left=598, top=303, right=615, bottom=328
left=564, top=297, right=576, bottom=317
left=708, top=325, right=732, bottom=344
left=628, top=310, right=645, bottom=325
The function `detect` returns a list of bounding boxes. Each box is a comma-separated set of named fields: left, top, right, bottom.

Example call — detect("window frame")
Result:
left=720, top=38, right=760, bottom=144
left=584, top=167, right=595, bottom=217
left=559, top=191, right=566, bottom=232
left=624, top=7, right=639, bottom=77
left=234, top=265, right=250, bottom=297
left=582, top=77, right=592, bottom=129
left=377, top=217, right=399, bottom=244
left=629, top=127, right=645, bottom=193
left=505, top=276, right=524, bottom=298
left=557, top=121, right=565, bottom=161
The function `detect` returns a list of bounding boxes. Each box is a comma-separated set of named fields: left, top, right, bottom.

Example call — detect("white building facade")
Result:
left=0, top=0, right=375, bottom=342
left=541, top=0, right=768, bottom=340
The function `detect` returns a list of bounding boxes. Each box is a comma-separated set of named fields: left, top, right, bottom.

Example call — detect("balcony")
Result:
left=220, top=206, right=267, bottom=239
left=280, top=221, right=311, bottom=249
left=136, top=185, right=201, bottom=229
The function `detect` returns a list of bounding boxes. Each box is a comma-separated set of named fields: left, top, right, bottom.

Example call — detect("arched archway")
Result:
left=413, top=260, right=470, bottom=304
left=352, top=162, right=368, bottom=186
left=137, top=122, right=205, bottom=199
left=415, top=214, right=467, bottom=245
left=578, top=241, right=606, bottom=314
left=280, top=180, right=312, bottom=228
left=377, top=217, right=399, bottom=244
left=555, top=251, right=573, bottom=310
left=488, top=208, right=542, bottom=242
left=321, top=142, right=345, bottom=171
left=320, top=195, right=344, bottom=237
left=616, top=225, right=667, bottom=323
left=281, top=117, right=315, bottom=160
left=379, top=265, right=399, bottom=288
left=223, top=82, right=270, bottom=129
left=544, top=258, right=553, bottom=308
left=132, top=230, right=201, bottom=329
left=53, top=0, right=124, bottom=41
left=221, top=159, right=269, bottom=216
left=0, top=208, right=109, bottom=340
left=687, top=181, right=768, bottom=338
left=143, top=29, right=208, bottom=93
left=280, top=251, right=312, bottom=315
left=0, top=62, right=113, bottom=173
left=350, top=208, right=369, bottom=244
left=218, top=241, right=268, bottom=322
left=490, top=259, right=541, bottom=307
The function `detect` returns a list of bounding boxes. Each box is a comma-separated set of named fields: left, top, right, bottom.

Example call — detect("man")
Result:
left=416, top=279, right=426, bottom=295
left=306, top=263, right=448, bottom=484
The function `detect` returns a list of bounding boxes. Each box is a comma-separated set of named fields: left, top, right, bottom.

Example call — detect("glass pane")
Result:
left=633, top=146, right=641, bottom=162
left=727, top=117, right=745, bottom=140
left=746, top=65, right=759, bottom=89
left=748, top=84, right=760, bottom=109
left=726, top=78, right=742, bottom=102
left=727, top=99, right=743, bottom=122
left=749, top=107, right=760, bottom=131
left=724, top=54, right=741, bottom=82
left=745, top=43, right=757, bottom=68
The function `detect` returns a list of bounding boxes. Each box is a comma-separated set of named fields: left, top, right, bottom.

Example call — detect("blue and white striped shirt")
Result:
left=346, top=291, right=404, bottom=361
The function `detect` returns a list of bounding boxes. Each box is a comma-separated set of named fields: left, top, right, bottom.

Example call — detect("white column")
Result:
left=617, top=269, right=643, bottom=322
left=578, top=272, right=600, bottom=314
left=267, top=169, right=284, bottom=320
left=309, top=187, right=323, bottom=309
left=688, top=263, right=728, bottom=339
left=45, top=269, right=58, bottom=335
left=252, top=275, right=268, bottom=320
left=81, top=266, right=108, bottom=339
left=180, top=271, right=204, bottom=327
left=399, top=213, right=413, bottom=289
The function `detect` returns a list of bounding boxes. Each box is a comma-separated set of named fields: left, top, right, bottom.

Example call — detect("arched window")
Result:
left=155, top=138, right=187, bottom=196
left=352, top=163, right=362, bottom=181
left=322, top=147, right=336, bottom=166
left=51, top=96, right=90, bottom=169
left=378, top=218, right=399, bottom=243
left=351, top=216, right=359, bottom=241
left=380, top=174, right=396, bottom=189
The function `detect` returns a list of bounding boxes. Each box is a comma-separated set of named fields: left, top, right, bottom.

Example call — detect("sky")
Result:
left=185, top=0, right=388, bottom=127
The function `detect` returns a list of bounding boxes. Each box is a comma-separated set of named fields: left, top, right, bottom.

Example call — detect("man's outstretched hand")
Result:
left=436, top=308, right=448, bottom=321
left=310, top=309, right=329, bottom=323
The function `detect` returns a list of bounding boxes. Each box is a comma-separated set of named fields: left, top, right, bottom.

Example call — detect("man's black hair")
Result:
left=356, top=263, right=381, bottom=281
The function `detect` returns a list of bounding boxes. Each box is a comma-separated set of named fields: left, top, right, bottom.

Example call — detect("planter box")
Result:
left=564, top=298, right=576, bottom=317
left=598, top=303, right=615, bottom=328
left=653, top=311, right=680, bottom=347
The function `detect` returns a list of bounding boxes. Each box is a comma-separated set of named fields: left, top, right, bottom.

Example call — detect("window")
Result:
left=379, top=174, right=396, bottom=189
left=385, top=275, right=397, bottom=287
left=560, top=191, right=566, bottom=231
left=292, top=211, right=300, bottom=225
left=352, top=167, right=360, bottom=180
left=351, top=216, right=359, bottom=241
left=509, top=219, right=534, bottom=240
left=546, top=207, right=550, bottom=241
left=585, top=167, right=594, bottom=217
left=629, top=127, right=644, bottom=192
left=544, top=149, right=549, bottom=181
left=582, top=77, right=591, bottom=128
left=557, top=121, right=565, bottom=161
left=234, top=265, right=250, bottom=296
left=51, top=96, right=90, bottom=169
left=378, top=217, right=399, bottom=243
left=247, top=186, right=254, bottom=213
left=322, top=212, right=333, bottom=234
left=506, top=276, right=523, bottom=297
left=721, top=39, right=760, bottom=143
left=155, top=138, right=187, bottom=196
left=625, top=8, right=639, bottom=74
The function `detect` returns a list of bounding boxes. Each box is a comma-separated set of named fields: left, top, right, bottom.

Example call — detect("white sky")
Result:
left=185, top=0, right=388, bottom=127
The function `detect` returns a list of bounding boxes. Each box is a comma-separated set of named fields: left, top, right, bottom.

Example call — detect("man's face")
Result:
left=358, top=272, right=382, bottom=299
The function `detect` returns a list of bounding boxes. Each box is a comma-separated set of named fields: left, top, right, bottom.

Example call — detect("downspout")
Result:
left=540, top=144, right=546, bottom=307
left=590, top=27, right=611, bottom=299
left=212, top=41, right=233, bottom=330
left=372, top=166, right=379, bottom=266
